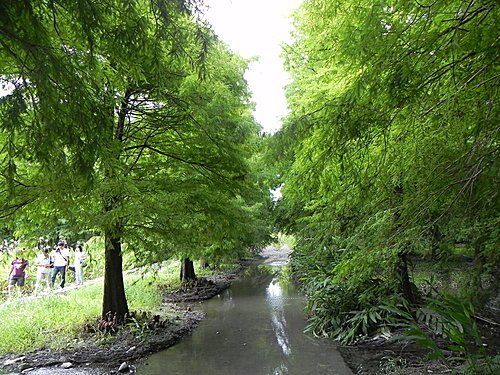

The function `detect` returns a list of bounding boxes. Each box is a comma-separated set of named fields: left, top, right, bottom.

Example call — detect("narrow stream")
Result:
left=135, top=265, right=353, bottom=375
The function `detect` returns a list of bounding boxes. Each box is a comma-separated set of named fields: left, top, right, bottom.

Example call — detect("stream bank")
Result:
left=0, top=263, right=246, bottom=374
left=4, top=245, right=491, bottom=375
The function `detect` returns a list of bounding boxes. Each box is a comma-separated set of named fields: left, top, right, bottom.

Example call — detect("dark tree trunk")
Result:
left=392, top=184, right=416, bottom=304
left=430, top=221, right=443, bottom=259
left=102, top=232, right=129, bottom=321
left=180, top=258, right=196, bottom=283
left=100, top=88, right=130, bottom=322
left=200, top=258, right=209, bottom=269
left=471, top=240, right=486, bottom=305
left=397, top=251, right=416, bottom=304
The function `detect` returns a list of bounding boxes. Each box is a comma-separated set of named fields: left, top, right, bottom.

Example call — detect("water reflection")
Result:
left=135, top=266, right=353, bottom=375
left=266, top=278, right=291, bottom=357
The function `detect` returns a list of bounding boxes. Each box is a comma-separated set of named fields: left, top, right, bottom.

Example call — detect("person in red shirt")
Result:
left=7, top=250, right=29, bottom=294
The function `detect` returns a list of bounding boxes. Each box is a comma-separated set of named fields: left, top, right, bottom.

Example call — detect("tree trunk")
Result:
left=392, top=184, right=416, bottom=304
left=180, top=258, right=196, bottom=283
left=100, top=89, right=130, bottom=322
left=102, top=232, right=129, bottom=321
left=200, top=258, right=209, bottom=269
left=397, top=251, right=416, bottom=304
left=471, top=240, right=485, bottom=305
left=430, top=222, right=443, bottom=259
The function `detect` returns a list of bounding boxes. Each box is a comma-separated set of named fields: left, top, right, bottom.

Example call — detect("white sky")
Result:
left=204, top=0, right=302, bottom=134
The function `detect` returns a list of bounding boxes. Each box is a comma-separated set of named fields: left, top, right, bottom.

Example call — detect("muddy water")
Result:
left=135, top=266, right=353, bottom=375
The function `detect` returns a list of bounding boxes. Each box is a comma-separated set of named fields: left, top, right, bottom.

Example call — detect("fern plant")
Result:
left=404, top=294, right=499, bottom=375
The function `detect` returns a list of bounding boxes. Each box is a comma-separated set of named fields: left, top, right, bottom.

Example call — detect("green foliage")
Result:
left=0, top=265, right=178, bottom=355
left=303, top=273, right=412, bottom=344
left=291, top=238, right=411, bottom=344
left=404, top=294, right=500, bottom=375
left=0, top=0, right=272, bottom=315
left=270, top=0, right=499, bottom=344
left=274, top=233, right=296, bottom=249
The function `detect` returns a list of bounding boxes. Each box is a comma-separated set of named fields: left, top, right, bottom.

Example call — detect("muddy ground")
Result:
left=339, top=316, right=500, bottom=375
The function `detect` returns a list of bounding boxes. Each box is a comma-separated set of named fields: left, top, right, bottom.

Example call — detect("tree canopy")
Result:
left=270, top=0, right=499, bottom=342
left=0, top=0, right=271, bottom=319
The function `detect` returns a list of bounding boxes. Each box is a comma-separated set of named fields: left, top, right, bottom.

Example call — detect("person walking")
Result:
left=34, top=247, right=52, bottom=294
left=7, top=250, right=29, bottom=295
left=50, top=241, right=70, bottom=288
left=73, top=244, right=87, bottom=285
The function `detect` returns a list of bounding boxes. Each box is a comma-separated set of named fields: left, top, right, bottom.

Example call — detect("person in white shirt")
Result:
left=73, top=244, right=87, bottom=285
left=50, top=241, right=70, bottom=288
left=34, top=247, right=51, bottom=294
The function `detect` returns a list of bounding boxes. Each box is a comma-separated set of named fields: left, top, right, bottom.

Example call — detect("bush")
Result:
left=404, top=293, right=499, bottom=375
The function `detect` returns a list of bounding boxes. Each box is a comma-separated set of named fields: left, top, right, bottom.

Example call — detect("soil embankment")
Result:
left=0, top=263, right=248, bottom=374
left=6, top=246, right=492, bottom=375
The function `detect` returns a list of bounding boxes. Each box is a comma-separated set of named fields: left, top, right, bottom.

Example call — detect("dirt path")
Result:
left=258, top=244, right=292, bottom=266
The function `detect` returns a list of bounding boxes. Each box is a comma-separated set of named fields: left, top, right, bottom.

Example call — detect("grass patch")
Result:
left=412, top=259, right=474, bottom=297
left=0, top=283, right=103, bottom=353
left=0, top=260, right=186, bottom=355
left=0, top=258, right=236, bottom=356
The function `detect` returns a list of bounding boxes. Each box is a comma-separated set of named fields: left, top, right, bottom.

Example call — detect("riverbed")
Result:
left=134, top=265, right=353, bottom=375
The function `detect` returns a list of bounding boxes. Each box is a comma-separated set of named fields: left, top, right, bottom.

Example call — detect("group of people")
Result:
left=6, top=240, right=88, bottom=295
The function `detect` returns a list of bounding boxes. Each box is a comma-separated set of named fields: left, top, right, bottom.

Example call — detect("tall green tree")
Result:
left=272, top=0, right=499, bottom=341
left=0, top=0, right=267, bottom=319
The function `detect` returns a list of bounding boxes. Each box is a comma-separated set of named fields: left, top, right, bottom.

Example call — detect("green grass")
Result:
left=0, top=259, right=193, bottom=355
left=0, top=282, right=103, bottom=353
left=0, top=258, right=232, bottom=355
